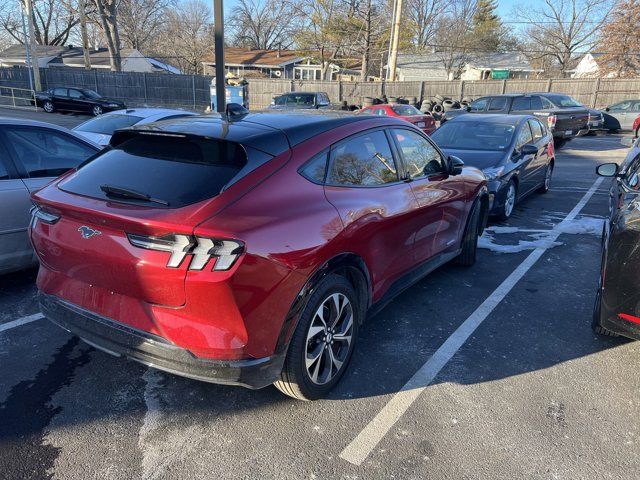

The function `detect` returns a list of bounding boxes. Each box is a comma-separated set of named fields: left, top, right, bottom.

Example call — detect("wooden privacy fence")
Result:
left=1, top=66, right=639, bottom=111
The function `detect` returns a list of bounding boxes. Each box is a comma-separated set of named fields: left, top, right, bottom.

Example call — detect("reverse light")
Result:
left=547, top=114, right=557, bottom=130
left=127, top=233, right=244, bottom=271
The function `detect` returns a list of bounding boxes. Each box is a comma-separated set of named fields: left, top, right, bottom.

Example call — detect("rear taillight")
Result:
left=29, top=205, right=60, bottom=226
left=127, top=233, right=244, bottom=271
left=547, top=114, right=557, bottom=129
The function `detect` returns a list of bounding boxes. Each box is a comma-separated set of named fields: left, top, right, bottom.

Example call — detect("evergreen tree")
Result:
left=471, top=0, right=503, bottom=52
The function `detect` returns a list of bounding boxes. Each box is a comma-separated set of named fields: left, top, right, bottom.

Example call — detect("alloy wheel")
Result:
left=504, top=183, right=516, bottom=218
left=43, top=102, right=53, bottom=113
left=92, top=105, right=103, bottom=116
left=305, top=293, right=354, bottom=385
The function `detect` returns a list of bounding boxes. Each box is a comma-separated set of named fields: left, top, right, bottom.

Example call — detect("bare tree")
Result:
left=228, top=0, right=299, bottom=50
left=118, top=0, right=174, bottom=51
left=406, top=0, right=445, bottom=49
left=0, top=0, right=77, bottom=46
left=433, top=0, right=477, bottom=79
left=515, top=0, right=615, bottom=76
left=598, top=0, right=640, bottom=77
left=156, top=0, right=212, bottom=74
left=92, top=0, right=122, bottom=71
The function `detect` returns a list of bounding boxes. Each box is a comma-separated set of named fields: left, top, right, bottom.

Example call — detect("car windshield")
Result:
left=431, top=121, right=515, bottom=151
left=75, top=114, right=144, bottom=135
left=275, top=94, right=315, bottom=106
left=548, top=95, right=581, bottom=108
left=391, top=105, right=422, bottom=116
left=80, top=89, right=102, bottom=99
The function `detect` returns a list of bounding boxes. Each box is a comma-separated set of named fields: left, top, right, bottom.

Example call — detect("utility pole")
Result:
left=79, top=0, right=92, bottom=70
left=19, top=1, right=33, bottom=91
left=213, top=0, right=226, bottom=114
left=24, top=0, right=42, bottom=91
left=387, top=0, right=403, bottom=82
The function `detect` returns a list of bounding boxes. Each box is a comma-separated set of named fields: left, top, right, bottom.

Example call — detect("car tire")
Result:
left=455, top=199, right=481, bottom=266
left=92, top=105, right=103, bottom=116
left=538, top=162, right=553, bottom=193
left=497, top=180, right=517, bottom=221
left=592, top=278, right=618, bottom=337
left=42, top=101, right=54, bottom=113
left=635, top=126, right=639, bottom=139
left=274, top=274, right=360, bottom=401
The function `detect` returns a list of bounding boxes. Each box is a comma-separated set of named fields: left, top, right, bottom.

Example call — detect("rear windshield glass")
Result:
left=59, top=134, right=255, bottom=208
left=391, top=105, right=421, bottom=116
left=75, top=114, right=143, bottom=135
left=547, top=95, right=582, bottom=108
left=431, top=121, right=515, bottom=151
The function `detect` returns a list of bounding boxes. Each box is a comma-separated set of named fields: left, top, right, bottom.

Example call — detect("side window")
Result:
left=488, top=97, right=507, bottom=111
left=632, top=101, right=640, bottom=112
left=541, top=97, right=555, bottom=109
left=0, top=158, right=9, bottom=180
left=299, top=150, right=328, bottom=184
left=625, top=155, right=640, bottom=190
left=375, top=108, right=387, bottom=116
left=68, top=89, right=83, bottom=99
left=4, top=127, right=96, bottom=178
left=392, top=129, right=444, bottom=178
left=530, top=96, right=543, bottom=110
left=328, top=130, right=398, bottom=186
left=529, top=119, right=543, bottom=141
left=53, top=88, right=67, bottom=97
left=516, top=123, right=534, bottom=149
left=511, top=97, right=531, bottom=111
left=469, top=98, right=488, bottom=112
left=536, top=119, right=548, bottom=137
left=611, top=101, right=632, bottom=112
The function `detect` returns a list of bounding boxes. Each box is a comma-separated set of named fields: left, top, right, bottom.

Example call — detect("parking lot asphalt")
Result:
left=1, top=108, right=638, bottom=479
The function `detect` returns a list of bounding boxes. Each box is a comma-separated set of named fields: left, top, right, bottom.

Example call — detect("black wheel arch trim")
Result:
left=274, top=253, right=372, bottom=356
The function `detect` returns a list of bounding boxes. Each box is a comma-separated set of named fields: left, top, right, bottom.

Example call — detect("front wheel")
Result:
left=455, top=200, right=480, bottom=266
left=42, top=101, right=54, bottom=113
left=497, top=180, right=517, bottom=221
left=274, top=274, right=359, bottom=400
left=92, top=105, right=103, bottom=116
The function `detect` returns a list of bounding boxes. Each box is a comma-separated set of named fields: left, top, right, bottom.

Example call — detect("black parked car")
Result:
left=431, top=114, right=554, bottom=220
left=593, top=136, right=640, bottom=341
left=268, top=92, right=332, bottom=110
left=35, top=87, right=126, bottom=116
left=442, top=93, right=589, bottom=145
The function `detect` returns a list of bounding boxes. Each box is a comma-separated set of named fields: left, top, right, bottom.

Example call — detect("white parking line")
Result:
left=0, top=313, right=44, bottom=333
left=339, top=177, right=604, bottom=466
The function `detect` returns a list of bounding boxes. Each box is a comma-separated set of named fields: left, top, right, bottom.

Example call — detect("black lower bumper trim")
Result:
left=39, top=293, right=284, bottom=389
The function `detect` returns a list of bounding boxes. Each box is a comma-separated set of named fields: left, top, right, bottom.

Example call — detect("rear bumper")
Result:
left=39, top=292, right=285, bottom=389
left=600, top=312, right=640, bottom=341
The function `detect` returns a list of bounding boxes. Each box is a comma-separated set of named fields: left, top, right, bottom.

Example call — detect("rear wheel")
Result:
left=92, top=105, right=103, bottom=116
left=592, top=279, right=617, bottom=337
left=274, top=274, right=359, bottom=401
left=455, top=200, right=481, bottom=266
left=42, top=100, right=54, bottom=113
left=538, top=162, right=553, bottom=193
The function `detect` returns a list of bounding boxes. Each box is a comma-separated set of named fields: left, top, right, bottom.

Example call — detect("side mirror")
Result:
left=448, top=155, right=464, bottom=175
left=605, top=107, right=610, bottom=112
left=225, top=102, right=249, bottom=117
left=466, top=105, right=471, bottom=112
left=596, top=163, right=619, bottom=177
left=621, top=137, right=635, bottom=147
left=521, top=144, right=538, bottom=156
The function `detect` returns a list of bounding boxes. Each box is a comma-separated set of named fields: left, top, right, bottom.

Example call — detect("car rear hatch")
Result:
left=554, top=107, right=590, bottom=134
left=30, top=130, right=269, bottom=308
left=405, top=114, right=435, bottom=129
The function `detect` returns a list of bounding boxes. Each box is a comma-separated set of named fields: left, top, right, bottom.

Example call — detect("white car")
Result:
left=73, top=108, right=197, bottom=146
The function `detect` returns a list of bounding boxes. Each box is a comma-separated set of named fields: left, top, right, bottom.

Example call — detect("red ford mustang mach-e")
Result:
left=30, top=112, right=488, bottom=400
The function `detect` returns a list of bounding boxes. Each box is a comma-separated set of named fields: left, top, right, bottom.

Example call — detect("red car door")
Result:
left=323, top=128, right=421, bottom=300
left=390, top=128, right=467, bottom=261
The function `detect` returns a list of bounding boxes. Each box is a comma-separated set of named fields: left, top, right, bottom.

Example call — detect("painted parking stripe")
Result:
left=339, top=177, right=604, bottom=466
left=0, top=313, right=44, bottom=333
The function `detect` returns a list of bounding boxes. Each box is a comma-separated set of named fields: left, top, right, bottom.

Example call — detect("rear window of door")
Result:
left=488, top=97, right=507, bottom=111
left=469, top=98, right=488, bottom=112
left=68, top=89, right=83, bottom=99
left=3, top=127, right=97, bottom=178
left=511, top=97, right=531, bottom=111
left=530, top=96, right=543, bottom=110
left=391, top=129, right=444, bottom=178
left=327, top=130, right=398, bottom=186
left=59, top=134, right=264, bottom=208
left=52, top=88, right=67, bottom=96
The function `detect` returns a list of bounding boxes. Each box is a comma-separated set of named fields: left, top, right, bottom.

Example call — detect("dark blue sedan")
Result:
left=431, top=114, right=555, bottom=220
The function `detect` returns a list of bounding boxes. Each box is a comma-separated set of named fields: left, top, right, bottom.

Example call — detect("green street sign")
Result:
left=491, top=70, right=509, bottom=80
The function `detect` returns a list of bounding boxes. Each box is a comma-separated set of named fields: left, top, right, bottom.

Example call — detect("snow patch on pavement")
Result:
left=480, top=216, right=604, bottom=254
